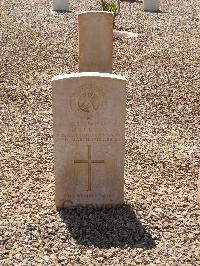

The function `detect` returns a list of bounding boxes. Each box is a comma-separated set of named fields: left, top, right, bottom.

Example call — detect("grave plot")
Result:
left=1, top=0, right=200, bottom=265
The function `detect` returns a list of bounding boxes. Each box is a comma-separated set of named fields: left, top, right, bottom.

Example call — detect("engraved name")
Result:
left=65, top=194, right=112, bottom=198
left=57, top=133, right=122, bottom=142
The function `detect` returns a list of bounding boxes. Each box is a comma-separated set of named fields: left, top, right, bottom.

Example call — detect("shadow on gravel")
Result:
left=58, top=203, right=155, bottom=249
left=144, top=10, right=167, bottom=14
left=54, top=10, right=73, bottom=14
left=121, top=0, right=143, bottom=3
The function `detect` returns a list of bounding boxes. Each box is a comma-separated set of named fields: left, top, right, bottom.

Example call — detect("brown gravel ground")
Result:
left=0, top=0, right=200, bottom=265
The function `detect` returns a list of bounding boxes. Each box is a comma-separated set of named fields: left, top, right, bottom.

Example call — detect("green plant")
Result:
left=100, top=0, right=121, bottom=27
left=102, top=2, right=118, bottom=13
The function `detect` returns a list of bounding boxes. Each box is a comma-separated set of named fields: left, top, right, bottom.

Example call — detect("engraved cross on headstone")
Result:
left=74, top=145, right=104, bottom=191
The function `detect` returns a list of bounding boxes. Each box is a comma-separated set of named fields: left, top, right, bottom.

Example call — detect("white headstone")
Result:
left=52, top=72, right=126, bottom=207
left=78, top=11, right=113, bottom=73
left=53, top=0, right=69, bottom=11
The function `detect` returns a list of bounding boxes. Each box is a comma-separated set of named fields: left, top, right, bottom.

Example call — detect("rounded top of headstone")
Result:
left=78, top=11, right=113, bottom=18
left=52, top=72, right=126, bottom=82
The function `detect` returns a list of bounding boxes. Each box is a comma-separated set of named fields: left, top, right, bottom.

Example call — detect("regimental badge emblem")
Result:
left=78, top=90, right=100, bottom=113
left=70, top=85, right=105, bottom=119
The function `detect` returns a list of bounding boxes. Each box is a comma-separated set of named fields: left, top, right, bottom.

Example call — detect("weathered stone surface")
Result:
left=53, top=0, right=69, bottom=11
left=52, top=72, right=126, bottom=207
left=78, top=11, right=113, bottom=73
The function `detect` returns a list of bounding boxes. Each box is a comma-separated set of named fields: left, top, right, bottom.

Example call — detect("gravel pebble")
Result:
left=1, top=0, right=200, bottom=265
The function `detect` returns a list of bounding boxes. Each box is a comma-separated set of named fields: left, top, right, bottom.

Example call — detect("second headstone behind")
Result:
left=78, top=11, right=113, bottom=73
